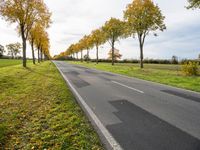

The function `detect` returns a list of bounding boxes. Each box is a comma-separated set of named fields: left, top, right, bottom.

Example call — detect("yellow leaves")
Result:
left=32, top=23, right=50, bottom=57
left=102, top=18, right=125, bottom=42
left=91, top=29, right=106, bottom=47
left=124, top=0, right=166, bottom=35
left=0, top=0, right=51, bottom=29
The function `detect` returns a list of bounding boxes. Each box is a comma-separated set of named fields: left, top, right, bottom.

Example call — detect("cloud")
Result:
left=0, top=0, right=199, bottom=59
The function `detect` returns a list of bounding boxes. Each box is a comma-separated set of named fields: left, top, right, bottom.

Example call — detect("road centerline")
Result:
left=112, top=81, right=144, bottom=94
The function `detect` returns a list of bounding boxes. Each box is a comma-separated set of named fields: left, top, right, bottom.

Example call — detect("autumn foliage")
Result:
left=0, top=0, right=51, bottom=67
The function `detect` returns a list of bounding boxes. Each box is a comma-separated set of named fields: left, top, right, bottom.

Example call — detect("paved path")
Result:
left=54, top=61, right=200, bottom=150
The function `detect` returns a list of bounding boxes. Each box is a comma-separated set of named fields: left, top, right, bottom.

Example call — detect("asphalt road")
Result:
left=54, top=61, right=200, bottom=150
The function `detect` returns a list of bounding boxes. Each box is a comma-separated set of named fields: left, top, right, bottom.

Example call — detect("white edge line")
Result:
left=53, top=62, right=123, bottom=150
left=112, top=81, right=144, bottom=94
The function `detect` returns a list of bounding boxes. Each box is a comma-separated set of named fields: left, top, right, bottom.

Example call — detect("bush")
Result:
left=90, top=59, right=172, bottom=64
left=143, top=59, right=171, bottom=64
left=181, top=61, right=199, bottom=76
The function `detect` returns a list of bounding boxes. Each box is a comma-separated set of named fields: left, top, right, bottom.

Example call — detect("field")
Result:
left=70, top=61, right=200, bottom=92
left=0, top=59, right=22, bottom=68
left=0, top=60, right=103, bottom=149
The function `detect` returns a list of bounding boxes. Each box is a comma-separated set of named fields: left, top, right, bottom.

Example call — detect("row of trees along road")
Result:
left=0, top=0, right=52, bottom=67
left=56, top=0, right=166, bottom=68
left=56, top=0, right=199, bottom=68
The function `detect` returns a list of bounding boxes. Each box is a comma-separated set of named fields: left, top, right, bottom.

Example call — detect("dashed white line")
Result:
left=112, top=81, right=144, bottom=94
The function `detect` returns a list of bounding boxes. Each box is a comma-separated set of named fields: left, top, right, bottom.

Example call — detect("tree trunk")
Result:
left=38, top=46, right=40, bottom=63
left=11, top=52, right=14, bottom=59
left=21, top=27, right=27, bottom=67
left=76, top=53, right=78, bottom=60
left=87, top=49, right=89, bottom=63
left=81, top=50, right=83, bottom=62
left=96, top=45, right=99, bottom=64
left=31, top=40, right=35, bottom=64
left=40, top=49, right=43, bottom=62
left=139, top=39, right=144, bottom=69
left=112, top=41, right=115, bottom=66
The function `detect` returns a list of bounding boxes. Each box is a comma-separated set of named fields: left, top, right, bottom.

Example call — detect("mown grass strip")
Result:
left=70, top=61, right=200, bottom=93
left=0, top=60, right=103, bottom=149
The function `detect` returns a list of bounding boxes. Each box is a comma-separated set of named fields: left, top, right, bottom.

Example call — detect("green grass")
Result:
left=0, top=59, right=22, bottom=68
left=70, top=61, right=200, bottom=93
left=0, top=60, right=103, bottom=149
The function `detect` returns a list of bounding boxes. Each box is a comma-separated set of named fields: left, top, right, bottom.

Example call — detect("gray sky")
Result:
left=0, top=0, right=200, bottom=60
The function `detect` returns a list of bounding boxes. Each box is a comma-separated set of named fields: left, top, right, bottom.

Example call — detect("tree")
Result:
left=0, top=0, right=51, bottom=67
left=171, top=55, right=178, bottom=64
left=73, top=43, right=81, bottom=60
left=91, top=29, right=106, bottom=64
left=29, top=22, right=51, bottom=64
left=6, top=42, right=21, bottom=59
left=102, top=18, right=125, bottom=65
left=0, top=44, right=5, bottom=58
left=34, top=27, right=43, bottom=63
left=187, top=0, right=200, bottom=9
left=108, top=48, right=122, bottom=61
left=29, top=23, right=40, bottom=64
left=34, top=26, right=50, bottom=63
left=78, top=39, right=85, bottom=62
left=124, top=0, right=166, bottom=68
left=40, top=32, right=50, bottom=62
left=82, top=35, right=93, bottom=63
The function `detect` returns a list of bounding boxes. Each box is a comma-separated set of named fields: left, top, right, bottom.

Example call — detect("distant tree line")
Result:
left=59, top=57, right=199, bottom=65
left=0, top=43, right=21, bottom=59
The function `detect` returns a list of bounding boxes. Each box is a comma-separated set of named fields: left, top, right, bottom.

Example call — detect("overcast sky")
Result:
left=0, top=0, right=200, bottom=60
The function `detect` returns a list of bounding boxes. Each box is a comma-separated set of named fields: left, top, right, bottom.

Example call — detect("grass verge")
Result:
left=70, top=61, right=200, bottom=93
left=0, top=60, right=103, bottom=149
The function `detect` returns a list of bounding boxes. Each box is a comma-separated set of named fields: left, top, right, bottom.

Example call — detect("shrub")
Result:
left=181, top=61, right=199, bottom=76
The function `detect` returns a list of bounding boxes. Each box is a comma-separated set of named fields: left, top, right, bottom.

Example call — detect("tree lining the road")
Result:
left=90, top=28, right=106, bottom=64
left=124, top=0, right=166, bottom=68
left=102, top=18, right=125, bottom=65
left=0, top=0, right=51, bottom=67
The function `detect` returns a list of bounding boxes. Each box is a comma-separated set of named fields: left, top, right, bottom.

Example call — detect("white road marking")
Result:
left=112, top=81, right=144, bottom=94
left=54, top=62, right=123, bottom=150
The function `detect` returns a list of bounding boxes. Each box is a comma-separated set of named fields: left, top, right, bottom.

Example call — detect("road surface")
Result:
left=54, top=61, right=200, bottom=150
